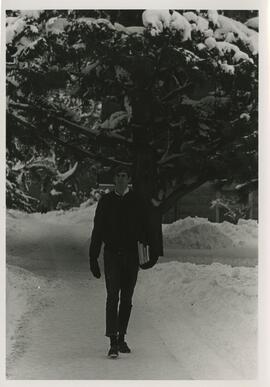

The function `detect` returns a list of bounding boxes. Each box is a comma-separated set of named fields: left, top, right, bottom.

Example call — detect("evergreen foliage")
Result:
left=6, top=9, right=258, bottom=213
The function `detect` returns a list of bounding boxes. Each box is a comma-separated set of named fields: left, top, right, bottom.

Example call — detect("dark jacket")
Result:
left=89, top=190, right=147, bottom=261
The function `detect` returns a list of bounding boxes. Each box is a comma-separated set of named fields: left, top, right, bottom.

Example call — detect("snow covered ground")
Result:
left=6, top=204, right=258, bottom=379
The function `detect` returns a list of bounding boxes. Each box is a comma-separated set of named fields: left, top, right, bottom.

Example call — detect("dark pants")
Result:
left=104, top=248, right=139, bottom=337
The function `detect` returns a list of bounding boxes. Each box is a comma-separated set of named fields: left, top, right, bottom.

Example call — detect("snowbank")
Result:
left=6, top=204, right=97, bottom=232
left=137, top=261, right=257, bottom=378
left=6, top=206, right=257, bottom=379
left=163, top=216, right=258, bottom=249
left=7, top=206, right=258, bottom=252
left=7, top=207, right=258, bottom=253
left=6, top=264, right=52, bottom=359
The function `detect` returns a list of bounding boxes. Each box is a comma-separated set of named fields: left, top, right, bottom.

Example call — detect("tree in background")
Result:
left=6, top=9, right=258, bottom=254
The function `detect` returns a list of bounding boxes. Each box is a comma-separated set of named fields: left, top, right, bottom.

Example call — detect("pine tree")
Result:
left=6, top=9, right=258, bottom=254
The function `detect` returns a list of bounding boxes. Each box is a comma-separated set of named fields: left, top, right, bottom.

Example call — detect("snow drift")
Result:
left=163, top=216, right=257, bottom=249
left=137, top=261, right=257, bottom=379
left=6, top=206, right=258, bottom=379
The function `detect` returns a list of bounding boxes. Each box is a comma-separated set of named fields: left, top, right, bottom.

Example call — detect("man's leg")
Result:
left=118, top=258, right=139, bottom=339
left=104, top=251, right=121, bottom=338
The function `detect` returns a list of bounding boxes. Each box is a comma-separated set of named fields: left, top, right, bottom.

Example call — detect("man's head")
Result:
left=113, top=166, right=131, bottom=194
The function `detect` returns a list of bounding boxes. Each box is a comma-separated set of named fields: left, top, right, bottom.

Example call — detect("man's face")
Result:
left=114, top=172, right=130, bottom=192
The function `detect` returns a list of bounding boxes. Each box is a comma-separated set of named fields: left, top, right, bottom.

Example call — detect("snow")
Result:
left=50, top=188, right=62, bottom=196
left=142, top=10, right=164, bottom=34
left=6, top=18, right=26, bottom=44
left=203, top=36, right=254, bottom=64
left=140, top=10, right=258, bottom=59
left=100, top=109, right=129, bottom=129
left=197, top=43, right=206, bottom=51
left=207, top=10, right=219, bottom=26
left=6, top=10, right=258, bottom=73
left=142, top=9, right=171, bottom=34
left=233, top=50, right=253, bottom=64
left=219, top=61, right=235, bottom=74
left=169, top=11, right=192, bottom=40
left=45, top=17, right=69, bottom=35
left=245, top=17, right=259, bottom=31
left=204, top=28, right=214, bottom=38
left=137, top=261, right=257, bottom=379
left=12, top=160, right=25, bottom=171
left=125, top=26, right=145, bottom=35
left=30, top=25, right=39, bottom=34
left=183, top=11, right=198, bottom=23
left=217, top=14, right=253, bottom=39
left=163, top=216, right=257, bottom=249
left=216, top=41, right=240, bottom=55
left=6, top=264, right=52, bottom=361
left=216, top=14, right=258, bottom=56
left=196, top=16, right=209, bottom=33
left=57, top=161, right=78, bottom=181
left=225, top=31, right=237, bottom=43
left=246, top=33, right=258, bottom=55
left=240, top=112, right=251, bottom=121
left=20, top=10, right=42, bottom=20
left=205, top=36, right=217, bottom=49
left=142, top=10, right=192, bottom=40
left=6, top=205, right=257, bottom=379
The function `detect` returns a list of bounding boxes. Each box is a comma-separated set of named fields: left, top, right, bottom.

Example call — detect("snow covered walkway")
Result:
left=7, top=272, right=190, bottom=379
left=6, top=220, right=190, bottom=379
left=6, top=209, right=257, bottom=379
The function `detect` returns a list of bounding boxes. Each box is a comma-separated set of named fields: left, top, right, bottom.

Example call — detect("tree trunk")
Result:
left=132, top=127, right=164, bottom=259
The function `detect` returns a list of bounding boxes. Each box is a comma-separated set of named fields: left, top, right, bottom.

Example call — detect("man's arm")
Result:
left=139, top=198, right=162, bottom=270
left=89, top=197, right=104, bottom=277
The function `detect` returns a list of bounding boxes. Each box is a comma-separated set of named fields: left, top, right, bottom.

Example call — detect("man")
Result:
left=89, top=165, right=157, bottom=358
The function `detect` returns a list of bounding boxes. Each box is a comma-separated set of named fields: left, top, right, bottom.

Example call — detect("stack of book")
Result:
left=137, top=241, right=150, bottom=265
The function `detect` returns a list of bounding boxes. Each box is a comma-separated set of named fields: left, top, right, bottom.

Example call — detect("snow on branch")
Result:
left=245, top=17, right=259, bottom=31
left=57, top=162, right=78, bottom=181
left=161, top=82, right=193, bottom=102
left=8, top=100, right=133, bottom=146
left=158, top=153, right=183, bottom=165
left=235, top=179, right=258, bottom=190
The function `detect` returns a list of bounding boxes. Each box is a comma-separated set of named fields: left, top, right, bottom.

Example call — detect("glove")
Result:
left=90, top=259, right=101, bottom=278
left=140, top=260, right=156, bottom=270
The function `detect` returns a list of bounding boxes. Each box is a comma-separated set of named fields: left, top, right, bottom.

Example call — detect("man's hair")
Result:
left=113, top=165, right=132, bottom=178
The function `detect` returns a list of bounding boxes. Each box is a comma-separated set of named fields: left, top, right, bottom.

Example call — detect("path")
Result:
left=7, top=216, right=253, bottom=379
left=6, top=222, right=190, bottom=380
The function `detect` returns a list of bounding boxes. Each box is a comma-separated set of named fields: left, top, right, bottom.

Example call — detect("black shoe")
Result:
left=108, top=345, right=119, bottom=358
left=118, top=341, right=131, bottom=353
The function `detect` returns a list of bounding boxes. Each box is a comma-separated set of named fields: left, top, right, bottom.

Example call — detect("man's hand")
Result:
left=90, top=259, right=101, bottom=278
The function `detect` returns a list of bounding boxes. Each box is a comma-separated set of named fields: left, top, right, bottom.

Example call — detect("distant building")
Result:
left=98, top=179, right=258, bottom=224
left=162, top=182, right=258, bottom=224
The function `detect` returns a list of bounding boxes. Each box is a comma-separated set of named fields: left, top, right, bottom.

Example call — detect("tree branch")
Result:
left=7, top=111, right=52, bottom=147
left=8, top=100, right=133, bottom=147
left=158, top=152, right=183, bottom=165
left=161, top=82, right=193, bottom=102
left=160, top=175, right=208, bottom=214
left=47, top=134, right=131, bottom=167
left=7, top=112, right=132, bottom=167
left=6, top=62, right=22, bottom=70
left=159, top=119, right=249, bottom=213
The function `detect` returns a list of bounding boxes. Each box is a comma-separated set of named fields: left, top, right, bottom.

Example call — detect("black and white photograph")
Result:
left=3, top=2, right=264, bottom=382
